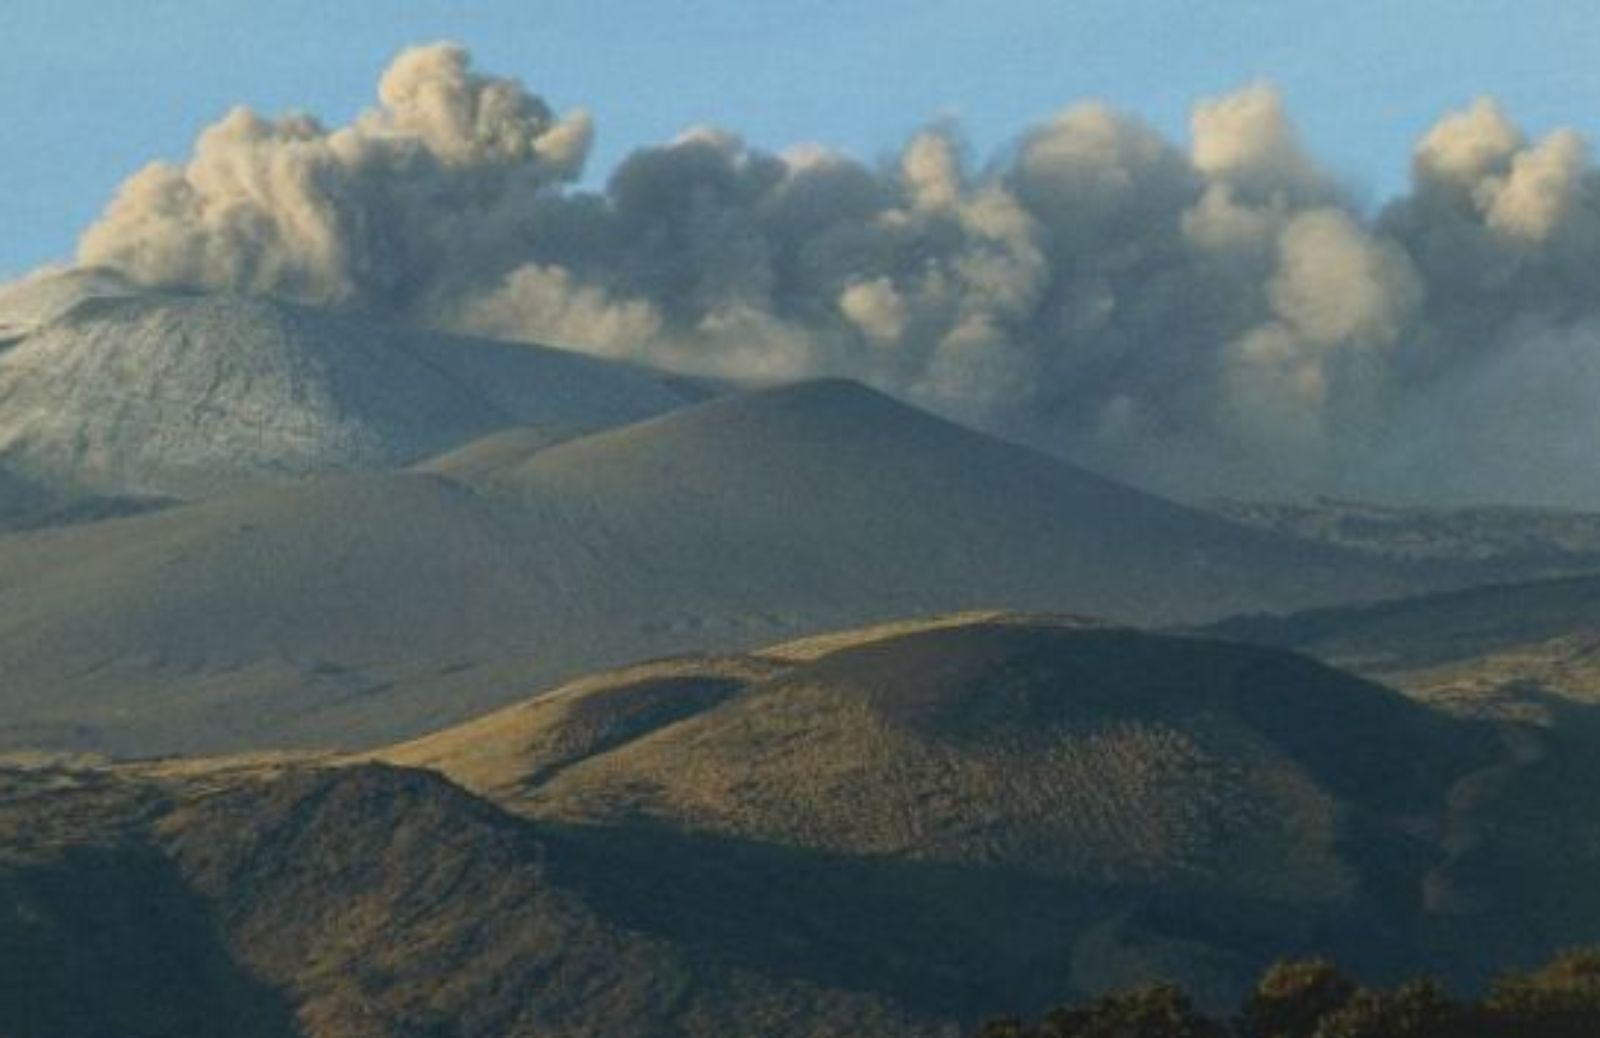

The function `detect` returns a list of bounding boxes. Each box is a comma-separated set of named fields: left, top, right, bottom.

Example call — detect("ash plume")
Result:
left=65, top=44, right=1600, bottom=506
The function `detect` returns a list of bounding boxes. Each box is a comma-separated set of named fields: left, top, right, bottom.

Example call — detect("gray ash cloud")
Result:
left=66, top=44, right=1600, bottom=506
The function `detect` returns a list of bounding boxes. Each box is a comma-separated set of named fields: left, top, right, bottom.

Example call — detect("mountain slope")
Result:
left=0, top=266, right=139, bottom=342
left=391, top=616, right=1490, bottom=902
left=458, top=378, right=1402, bottom=623
left=0, top=761, right=934, bottom=1038
left=385, top=616, right=1598, bottom=1002
left=0, top=278, right=697, bottom=498
left=1206, top=573, right=1600, bottom=719
left=7, top=616, right=1578, bottom=1036
left=0, top=765, right=299, bottom=1037
left=0, top=465, right=172, bottom=532
left=0, top=382, right=1403, bottom=756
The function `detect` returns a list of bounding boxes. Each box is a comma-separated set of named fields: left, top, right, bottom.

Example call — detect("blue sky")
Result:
left=3, top=0, right=1598, bottom=278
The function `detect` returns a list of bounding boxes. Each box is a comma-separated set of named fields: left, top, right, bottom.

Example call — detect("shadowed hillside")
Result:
left=0, top=467, right=172, bottom=533
left=387, top=616, right=1569, bottom=1004
left=406, top=619, right=1486, bottom=901
left=0, top=766, right=298, bottom=1037
left=0, top=761, right=935, bottom=1038
left=1204, top=574, right=1600, bottom=720
left=1, top=616, right=1595, bottom=1034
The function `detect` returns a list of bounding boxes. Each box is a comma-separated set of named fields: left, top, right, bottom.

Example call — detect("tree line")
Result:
left=977, top=947, right=1600, bottom=1037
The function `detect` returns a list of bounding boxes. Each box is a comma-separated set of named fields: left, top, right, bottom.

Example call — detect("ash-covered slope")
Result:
left=455, top=378, right=1401, bottom=624
left=0, top=266, right=139, bottom=342
left=0, top=382, right=1400, bottom=756
left=0, top=275, right=696, bottom=498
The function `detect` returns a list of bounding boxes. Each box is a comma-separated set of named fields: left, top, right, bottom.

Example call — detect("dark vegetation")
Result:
left=979, top=949, right=1600, bottom=1037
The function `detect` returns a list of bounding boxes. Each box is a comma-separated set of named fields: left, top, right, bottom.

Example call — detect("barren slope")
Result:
left=0, top=280, right=695, bottom=499
left=0, top=382, right=1401, bottom=755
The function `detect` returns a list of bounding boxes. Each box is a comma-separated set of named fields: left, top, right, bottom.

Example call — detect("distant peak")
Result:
left=758, top=376, right=901, bottom=402
left=755, top=376, right=881, bottom=397
left=688, top=377, right=932, bottom=428
left=0, top=265, right=141, bottom=336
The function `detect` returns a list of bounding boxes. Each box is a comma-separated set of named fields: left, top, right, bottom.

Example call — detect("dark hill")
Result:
left=3, top=616, right=1595, bottom=1035
left=396, top=616, right=1492, bottom=904
left=1203, top=573, right=1600, bottom=719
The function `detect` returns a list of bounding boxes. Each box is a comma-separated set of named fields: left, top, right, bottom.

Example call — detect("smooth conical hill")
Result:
left=0, top=381, right=1400, bottom=755
left=459, top=379, right=1402, bottom=624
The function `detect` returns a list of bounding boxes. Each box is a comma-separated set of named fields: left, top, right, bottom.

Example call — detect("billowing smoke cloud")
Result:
left=79, top=44, right=592, bottom=308
left=70, top=44, right=1600, bottom=506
